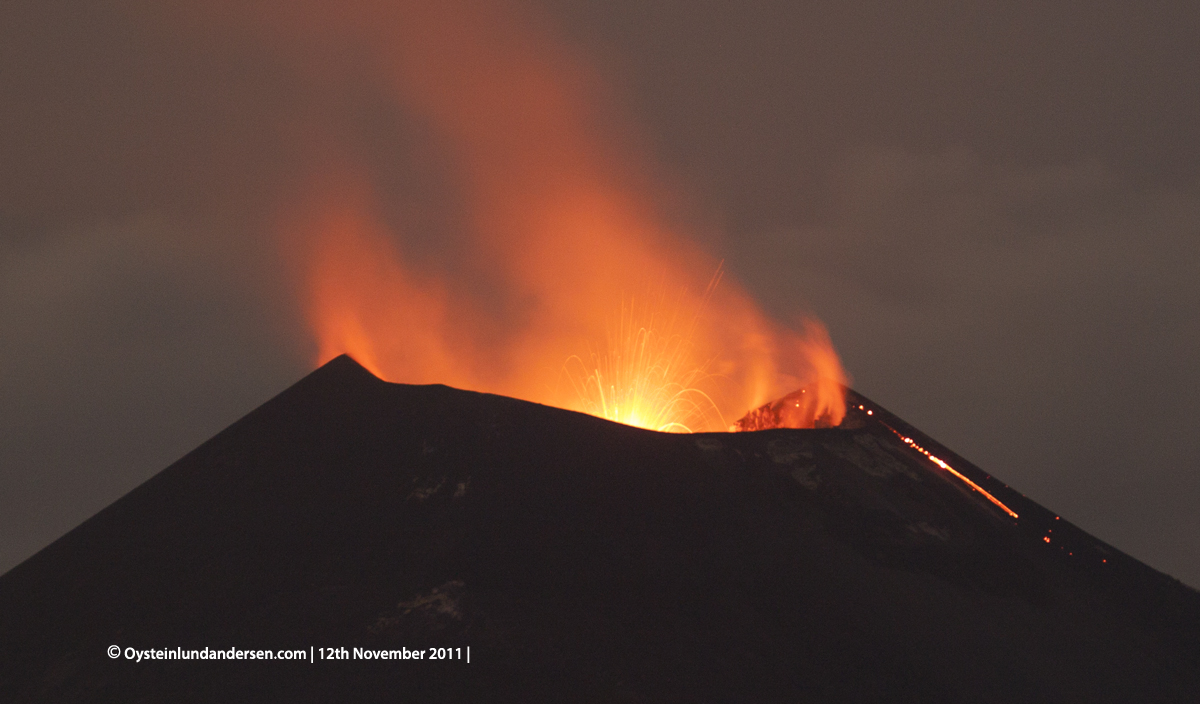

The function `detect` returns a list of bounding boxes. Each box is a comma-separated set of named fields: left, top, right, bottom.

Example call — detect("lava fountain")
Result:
left=201, top=0, right=848, bottom=431
left=562, top=278, right=727, bottom=433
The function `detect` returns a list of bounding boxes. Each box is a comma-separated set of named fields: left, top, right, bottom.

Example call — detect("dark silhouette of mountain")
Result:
left=2, top=355, right=1197, bottom=702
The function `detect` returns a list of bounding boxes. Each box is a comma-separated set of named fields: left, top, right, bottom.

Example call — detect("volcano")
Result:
left=2, top=356, right=1197, bottom=702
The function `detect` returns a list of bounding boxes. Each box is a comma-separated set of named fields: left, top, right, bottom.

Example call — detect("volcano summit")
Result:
left=1, top=356, right=1197, bottom=702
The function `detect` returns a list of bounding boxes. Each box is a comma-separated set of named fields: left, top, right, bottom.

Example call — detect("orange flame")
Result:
left=785, top=319, right=850, bottom=427
left=286, top=183, right=461, bottom=386
left=732, top=320, right=849, bottom=431
left=219, top=0, right=848, bottom=431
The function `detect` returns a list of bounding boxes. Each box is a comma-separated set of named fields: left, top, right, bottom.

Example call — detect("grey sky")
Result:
left=2, top=0, right=1198, bottom=585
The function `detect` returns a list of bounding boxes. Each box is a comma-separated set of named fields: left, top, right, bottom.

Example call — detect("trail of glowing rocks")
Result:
left=870, top=414, right=1019, bottom=519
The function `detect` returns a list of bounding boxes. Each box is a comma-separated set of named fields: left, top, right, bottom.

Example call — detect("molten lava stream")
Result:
left=877, top=418, right=1018, bottom=519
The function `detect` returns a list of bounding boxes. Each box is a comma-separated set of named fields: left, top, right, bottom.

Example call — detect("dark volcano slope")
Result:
left=2, top=356, right=1198, bottom=702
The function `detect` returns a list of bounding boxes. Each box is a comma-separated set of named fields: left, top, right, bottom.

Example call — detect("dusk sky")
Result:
left=3, top=0, right=1198, bottom=587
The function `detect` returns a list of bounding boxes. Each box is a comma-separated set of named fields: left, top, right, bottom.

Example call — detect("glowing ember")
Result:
left=735, top=388, right=838, bottom=431
left=732, top=320, right=849, bottom=431
left=562, top=292, right=725, bottom=433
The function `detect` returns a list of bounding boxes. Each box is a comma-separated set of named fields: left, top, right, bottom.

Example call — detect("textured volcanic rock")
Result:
left=733, top=385, right=843, bottom=430
left=2, top=355, right=1198, bottom=702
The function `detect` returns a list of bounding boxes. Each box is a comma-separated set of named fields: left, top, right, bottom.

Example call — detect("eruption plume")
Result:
left=203, top=0, right=848, bottom=431
left=734, top=320, right=849, bottom=431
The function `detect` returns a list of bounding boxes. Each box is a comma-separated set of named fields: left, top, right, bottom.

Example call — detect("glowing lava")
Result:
left=208, top=0, right=849, bottom=431
left=562, top=292, right=725, bottom=433
left=879, top=421, right=1019, bottom=519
